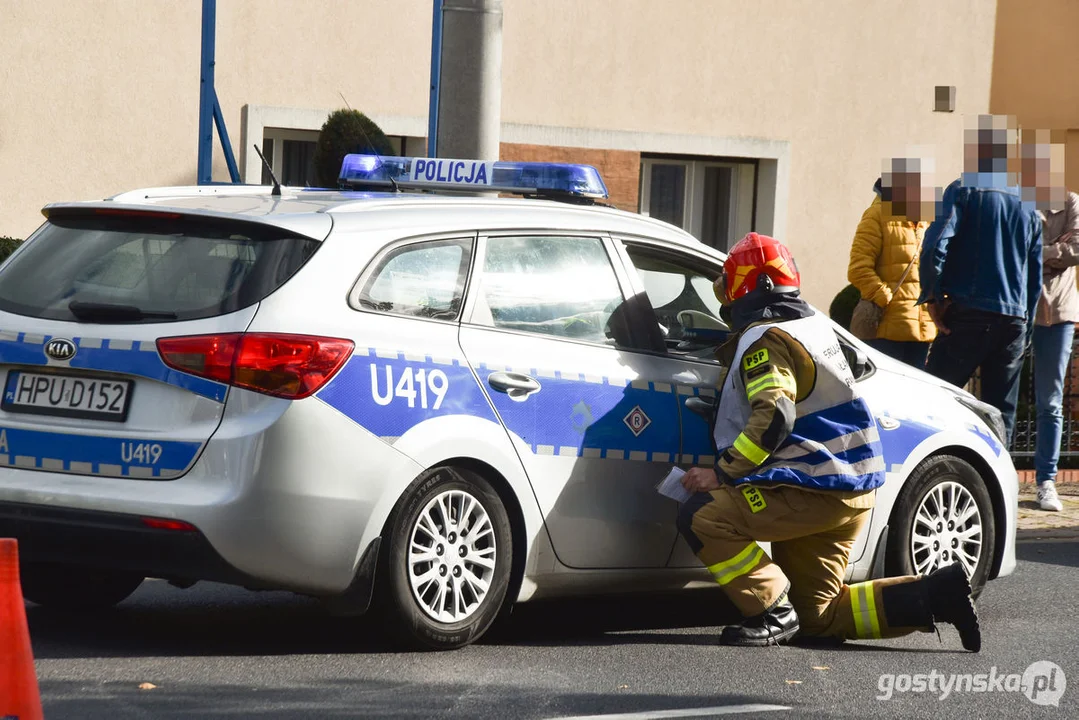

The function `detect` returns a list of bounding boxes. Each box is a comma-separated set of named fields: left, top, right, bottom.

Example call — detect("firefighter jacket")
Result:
left=712, top=310, right=885, bottom=497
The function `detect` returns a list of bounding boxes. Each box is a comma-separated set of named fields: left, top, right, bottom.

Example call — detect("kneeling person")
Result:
left=676, top=232, right=980, bottom=650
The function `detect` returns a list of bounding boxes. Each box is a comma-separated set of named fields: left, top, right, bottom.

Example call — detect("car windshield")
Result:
left=0, top=212, right=320, bottom=323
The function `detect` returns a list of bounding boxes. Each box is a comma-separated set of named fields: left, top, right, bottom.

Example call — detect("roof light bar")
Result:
left=338, top=154, right=609, bottom=199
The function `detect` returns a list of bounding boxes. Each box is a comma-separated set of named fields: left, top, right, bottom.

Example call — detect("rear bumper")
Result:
left=0, top=398, right=423, bottom=594
left=0, top=501, right=383, bottom=613
left=0, top=501, right=259, bottom=587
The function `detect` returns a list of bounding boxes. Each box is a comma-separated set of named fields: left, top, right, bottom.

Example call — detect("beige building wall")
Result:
left=990, top=0, right=1079, bottom=191
left=1, top=0, right=996, bottom=308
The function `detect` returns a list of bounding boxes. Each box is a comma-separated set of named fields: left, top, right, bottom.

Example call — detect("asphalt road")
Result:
left=27, top=541, right=1078, bottom=719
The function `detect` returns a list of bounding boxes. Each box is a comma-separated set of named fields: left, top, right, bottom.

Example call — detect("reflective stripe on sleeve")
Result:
left=745, top=371, right=796, bottom=399
left=706, top=542, right=766, bottom=586
left=849, top=581, right=882, bottom=638
left=734, top=432, right=770, bottom=466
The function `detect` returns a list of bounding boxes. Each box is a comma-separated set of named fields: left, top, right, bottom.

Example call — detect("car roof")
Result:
left=43, top=185, right=722, bottom=260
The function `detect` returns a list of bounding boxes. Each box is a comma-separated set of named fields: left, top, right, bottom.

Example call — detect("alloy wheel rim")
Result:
left=910, top=480, right=982, bottom=578
left=408, top=489, right=497, bottom=623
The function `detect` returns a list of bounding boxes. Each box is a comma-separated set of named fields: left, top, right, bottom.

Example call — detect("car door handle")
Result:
left=685, top=395, right=716, bottom=420
left=488, top=372, right=542, bottom=398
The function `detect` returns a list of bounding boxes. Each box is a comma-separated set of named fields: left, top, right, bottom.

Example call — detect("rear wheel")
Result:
left=20, top=562, right=144, bottom=610
left=377, top=466, right=513, bottom=650
left=885, top=455, right=995, bottom=596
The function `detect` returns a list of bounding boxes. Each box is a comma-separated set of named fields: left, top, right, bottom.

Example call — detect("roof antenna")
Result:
left=337, top=91, right=398, bottom=193
left=253, top=144, right=282, bottom=197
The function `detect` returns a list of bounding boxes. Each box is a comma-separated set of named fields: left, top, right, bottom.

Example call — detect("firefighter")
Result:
left=676, top=232, right=981, bottom=650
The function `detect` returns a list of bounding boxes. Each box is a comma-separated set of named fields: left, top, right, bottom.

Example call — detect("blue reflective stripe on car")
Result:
left=317, top=350, right=498, bottom=438
left=0, top=424, right=201, bottom=478
left=319, top=348, right=687, bottom=462
left=0, top=334, right=228, bottom=402
left=480, top=366, right=681, bottom=460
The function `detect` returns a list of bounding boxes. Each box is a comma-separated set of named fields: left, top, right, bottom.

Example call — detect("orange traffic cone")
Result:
left=0, top=539, right=43, bottom=720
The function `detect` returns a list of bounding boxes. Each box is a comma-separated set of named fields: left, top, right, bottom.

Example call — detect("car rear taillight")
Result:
left=157, top=333, right=354, bottom=400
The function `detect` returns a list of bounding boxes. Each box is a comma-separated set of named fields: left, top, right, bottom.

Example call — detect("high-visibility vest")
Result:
left=713, top=312, right=886, bottom=492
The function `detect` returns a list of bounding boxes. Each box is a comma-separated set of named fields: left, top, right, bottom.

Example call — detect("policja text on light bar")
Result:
left=338, top=154, right=609, bottom=200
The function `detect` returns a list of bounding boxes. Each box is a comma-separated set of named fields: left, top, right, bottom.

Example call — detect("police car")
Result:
left=0, top=155, right=1016, bottom=649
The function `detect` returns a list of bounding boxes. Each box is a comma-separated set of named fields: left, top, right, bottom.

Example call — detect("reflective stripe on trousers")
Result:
left=707, top=542, right=765, bottom=586
left=849, top=580, right=882, bottom=638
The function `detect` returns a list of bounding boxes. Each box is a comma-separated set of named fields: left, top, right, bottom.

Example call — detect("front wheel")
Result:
left=885, top=455, right=995, bottom=596
left=377, top=466, right=513, bottom=650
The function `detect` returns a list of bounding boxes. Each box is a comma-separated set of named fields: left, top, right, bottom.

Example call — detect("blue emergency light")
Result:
left=338, top=154, right=609, bottom=200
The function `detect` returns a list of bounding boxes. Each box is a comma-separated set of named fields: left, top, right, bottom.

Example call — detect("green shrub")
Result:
left=313, top=109, right=394, bottom=188
left=0, top=237, right=22, bottom=264
left=829, top=284, right=861, bottom=330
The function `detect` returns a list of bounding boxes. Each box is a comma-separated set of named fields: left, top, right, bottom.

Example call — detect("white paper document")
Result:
left=656, top=466, right=693, bottom=504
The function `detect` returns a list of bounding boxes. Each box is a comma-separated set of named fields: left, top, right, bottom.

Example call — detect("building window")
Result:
left=639, top=157, right=757, bottom=251
left=259, top=128, right=426, bottom=188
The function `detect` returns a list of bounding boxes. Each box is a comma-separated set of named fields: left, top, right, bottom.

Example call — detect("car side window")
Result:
left=356, top=238, right=472, bottom=320
left=470, top=235, right=627, bottom=346
left=623, top=244, right=727, bottom=350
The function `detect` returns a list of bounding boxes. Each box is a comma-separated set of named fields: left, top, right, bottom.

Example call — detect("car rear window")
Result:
left=0, top=212, right=320, bottom=323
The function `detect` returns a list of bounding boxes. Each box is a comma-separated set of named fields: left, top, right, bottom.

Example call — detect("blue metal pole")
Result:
left=212, top=91, right=241, bottom=183
left=197, top=0, right=216, bottom=184
left=427, top=0, right=443, bottom=158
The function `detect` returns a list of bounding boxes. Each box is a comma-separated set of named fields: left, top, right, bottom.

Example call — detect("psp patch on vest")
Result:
left=741, top=485, right=767, bottom=513
left=743, top=349, right=769, bottom=370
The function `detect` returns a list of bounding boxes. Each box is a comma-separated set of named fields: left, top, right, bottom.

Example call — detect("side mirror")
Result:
left=841, top=342, right=871, bottom=379
left=685, top=395, right=716, bottom=420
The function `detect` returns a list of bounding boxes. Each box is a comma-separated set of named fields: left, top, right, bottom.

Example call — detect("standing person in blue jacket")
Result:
left=918, top=115, right=1043, bottom=444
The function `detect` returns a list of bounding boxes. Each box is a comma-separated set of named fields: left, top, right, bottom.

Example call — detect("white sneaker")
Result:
left=1038, top=481, right=1064, bottom=512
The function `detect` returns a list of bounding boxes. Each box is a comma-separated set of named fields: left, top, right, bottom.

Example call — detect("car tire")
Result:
left=377, top=466, right=513, bottom=650
left=885, top=454, right=995, bottom=597
left=20, top=562, right=144, bottom=610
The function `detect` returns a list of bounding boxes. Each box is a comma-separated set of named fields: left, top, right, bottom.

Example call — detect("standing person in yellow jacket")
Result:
left=847, top=158, right=937, bottom=367
left=676, top=232, right=980, bottom=650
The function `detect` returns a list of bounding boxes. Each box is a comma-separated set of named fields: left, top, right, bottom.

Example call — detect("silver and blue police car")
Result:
left=0, top=155, right=1016, bottom=649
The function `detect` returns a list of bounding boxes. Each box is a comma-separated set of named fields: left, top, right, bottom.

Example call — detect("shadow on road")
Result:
left=1016, top=540, right=1079, bottom=568
left=28, top=584, right=746, bottom=660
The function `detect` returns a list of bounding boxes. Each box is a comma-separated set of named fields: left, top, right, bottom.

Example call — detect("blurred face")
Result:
left=1020, top=131, right=1066, bottom=212
left=963, top=115, right=1018, bottom=177
left=882, top=157, right=937, bottom=221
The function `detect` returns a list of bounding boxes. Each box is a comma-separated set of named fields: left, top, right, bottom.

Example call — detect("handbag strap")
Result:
left=887, top=240, right=922, bottom=303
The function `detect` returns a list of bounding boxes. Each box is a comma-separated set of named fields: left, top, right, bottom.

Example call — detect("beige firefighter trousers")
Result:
left=683, top=482, right=929, bottom=640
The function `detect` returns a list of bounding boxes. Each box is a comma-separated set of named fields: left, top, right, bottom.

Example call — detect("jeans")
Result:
left=925, top=305, right=1027, bottom=445
left=1032, top=322, right=1075, bottom=484
left=867, top=339, right=931, bottom=369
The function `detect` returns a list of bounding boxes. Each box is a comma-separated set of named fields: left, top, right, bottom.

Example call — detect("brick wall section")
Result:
left=499, top=143, right=640, bottom=212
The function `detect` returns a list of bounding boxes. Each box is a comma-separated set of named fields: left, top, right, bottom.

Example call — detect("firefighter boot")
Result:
left=720, top=595, right=800, bottom=647
left=927, top=563, right=981, bottom=652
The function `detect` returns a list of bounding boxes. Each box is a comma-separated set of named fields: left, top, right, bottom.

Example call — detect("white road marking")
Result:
left=549, top=704, right=791, bottom=720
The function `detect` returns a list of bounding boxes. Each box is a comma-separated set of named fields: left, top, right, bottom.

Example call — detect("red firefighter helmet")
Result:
left=721, top=232, right=801, bottom=303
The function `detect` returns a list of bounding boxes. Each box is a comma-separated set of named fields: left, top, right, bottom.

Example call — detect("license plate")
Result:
left=2, top=371, right=133, bottom=422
